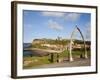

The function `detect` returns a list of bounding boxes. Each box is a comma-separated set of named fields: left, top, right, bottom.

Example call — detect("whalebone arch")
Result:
left=69, top=26, right=88, bottom=61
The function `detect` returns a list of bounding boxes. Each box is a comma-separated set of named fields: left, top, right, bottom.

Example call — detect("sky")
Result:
left=23, top=10, right=91, bottom=43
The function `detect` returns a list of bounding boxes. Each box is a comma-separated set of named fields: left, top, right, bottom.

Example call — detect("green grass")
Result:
left=23, top=56, right=51, bottom=69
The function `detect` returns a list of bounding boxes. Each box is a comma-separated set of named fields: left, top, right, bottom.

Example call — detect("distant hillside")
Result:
left=74, top=40, right=91, bottom=45
left=32, top=38, right=70, bottom=45
left=32, top=38, right=90, bottom=45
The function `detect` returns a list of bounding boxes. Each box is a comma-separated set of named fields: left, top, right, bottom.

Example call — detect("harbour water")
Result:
left=23, top=43, right=49, bottom=57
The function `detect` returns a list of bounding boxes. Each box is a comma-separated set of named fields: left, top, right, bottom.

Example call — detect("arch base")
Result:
left=84, top=54, right=88, bottom=59
left=69, top=57, right=74, bottom=62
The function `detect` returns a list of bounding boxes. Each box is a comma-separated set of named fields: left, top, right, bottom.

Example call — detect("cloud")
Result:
left=42, top=11, right=81, bottom=22
left=47, top=20, right=63, bottom=31
left=42, top=12, right=65, bottom=17
left=65, top=13, right=81, bottom=21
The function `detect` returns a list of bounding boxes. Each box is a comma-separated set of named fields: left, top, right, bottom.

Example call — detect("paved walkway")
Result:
left=33, top=58, right=90, bottom=69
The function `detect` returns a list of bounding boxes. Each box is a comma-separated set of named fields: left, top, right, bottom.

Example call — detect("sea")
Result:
left=23, top=43, right=47, bottom=57
left=23, top=43, right=34, bottom=57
